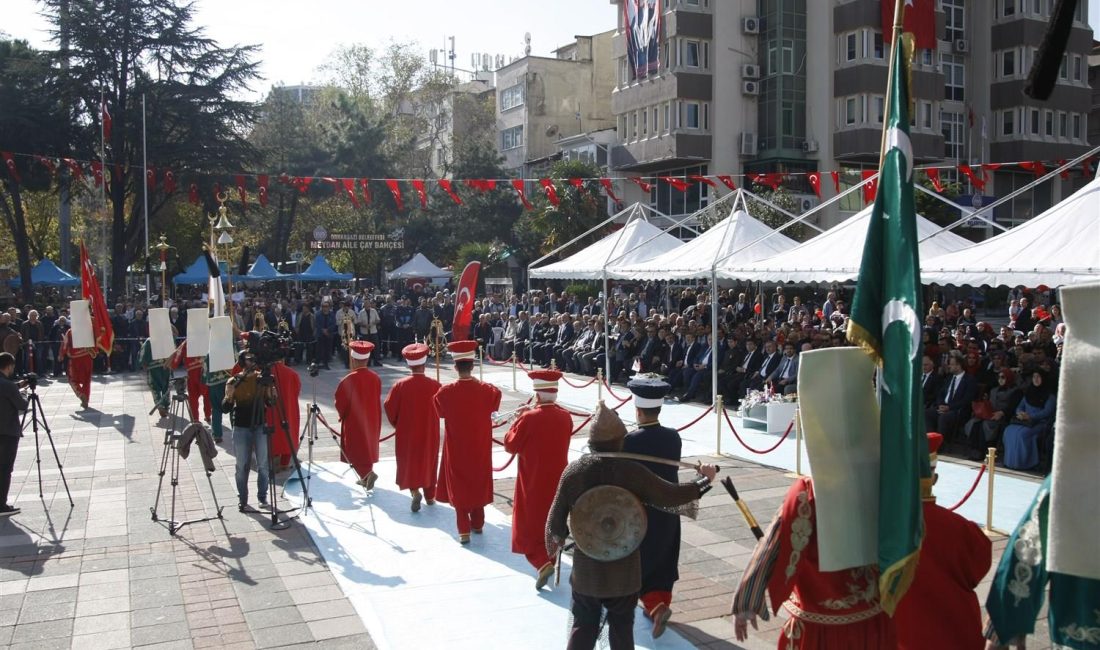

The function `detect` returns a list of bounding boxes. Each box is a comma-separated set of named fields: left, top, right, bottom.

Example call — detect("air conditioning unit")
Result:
left=742, top=16, right=760, bottom=34
left=798, top=195, right=819, bottom=212
left=742, top=80, right=759, bottom=96
left=741, top=64, right=760, bottom=79
left=954, top=39, right=969, bottom=53
left=740, top=132, right=757, bottom=156
left=801, top=139, right=819, bottom=153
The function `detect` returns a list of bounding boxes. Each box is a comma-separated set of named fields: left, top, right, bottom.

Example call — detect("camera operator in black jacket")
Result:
left=0, top=352, right=29, bottom=517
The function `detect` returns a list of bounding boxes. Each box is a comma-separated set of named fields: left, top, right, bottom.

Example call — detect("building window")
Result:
left=1044, top=110, right=1054, bottom=137
left=684, top=40, right=701, bottom=68
left=1073, top=113, right=1082, bottom=139
left=652, top=107, right=659, bottom=136
left=1002, top=109, right=1015, bottom=136
left=501, top=125, right=523, bottom=150
left=651, top=164, right=709, bottom=216
left=617, top=115, right=626, bottom=141
left=941, top=110, right=964, bottom=159
left=920, top=48, right=934, bottom=67
left=872, top=95, right=885, bottom=123
left=641, top=108, right=648, bottom=137
left=920, top=101, right=933, bottom=129
left=1059, top=111, right=1068, bottom=138
left=1000, top=0, right=1017, bottom=18
left=1002, top=50, right=1016, bottom=77
left=1059, top=54, right=1068, bottom=79
left=1072, top=55, right=1083, bottom=82
left=943, top=0, right=965, bottom=42
left=941, top=53, right=965, bottom=102
left=845, top=32, right=858, bottom=62
left=631, top=112, right=637, bottom=140
left=1029, top=108, right=1040, bottom=135
left=845, top=97, right=857, bottom=125
left=782, top=39, right=796, bottom=71
left=664, top=102, right=671, bottom=133
left=619, top=59, right=630, bottom=86
left=684, top=102, right=701, bottom=129
left=500, top=84, right=525, bottom=111
left=871, top=32, right=884, bottom=60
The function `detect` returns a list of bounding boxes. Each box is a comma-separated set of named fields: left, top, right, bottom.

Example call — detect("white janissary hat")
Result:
left=627, top=374, right=671, bottom=408
left=797, top=347, right=880, bottom=573
left=348, top=340, right=374, bottom=361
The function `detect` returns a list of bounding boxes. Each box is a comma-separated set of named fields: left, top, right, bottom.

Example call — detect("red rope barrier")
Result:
left=560, top=374, right=598, bottom=389
left=676, top=405, right=714, bottom=432
left=493, top=453, right=517, bottom=472
left=601, top=380, right=630, bottom=402
left=947, top=464, right=987, bottom=512
left=721, top=409, right=793, bottom=455
left=315, top=413, right=341, bottom=438
left=492, top=437, right=505, bottom=446
left=571, top=414, right=595, bottom=435
left=484, top=357, right=511, bottom=366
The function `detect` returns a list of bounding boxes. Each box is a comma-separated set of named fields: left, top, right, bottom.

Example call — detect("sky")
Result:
left=1, top=0, right=618, bottom=97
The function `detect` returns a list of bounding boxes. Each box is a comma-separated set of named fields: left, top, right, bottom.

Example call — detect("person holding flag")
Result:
left=60, top=302, right=97, bottom=410
left=80, top=242, right=115, bottom=360
left=383, top=343, right=441, bottom=511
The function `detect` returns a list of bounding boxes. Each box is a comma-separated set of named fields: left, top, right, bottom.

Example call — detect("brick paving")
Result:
left=0, top=361, right=1049, bottom=648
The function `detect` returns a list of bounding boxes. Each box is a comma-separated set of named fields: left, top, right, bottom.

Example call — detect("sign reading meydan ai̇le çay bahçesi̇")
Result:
left=309, top=226, right=405, bottom=250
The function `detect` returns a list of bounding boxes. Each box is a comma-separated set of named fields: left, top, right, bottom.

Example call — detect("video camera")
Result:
left=15, top=373, right=37, bottom=390
left=242, top=329, right=293, bottom=367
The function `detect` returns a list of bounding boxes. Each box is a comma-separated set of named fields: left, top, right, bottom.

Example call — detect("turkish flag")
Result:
left=411, top=179, right=429, bottom=208
left=90, top=161, right=104, bottom=188
left=257, top=174, right=269, bottom=207
left=807, top=171, right=822, bottom=198
left=439, top=179, right=462, bottom=204
left=539, top=178, right=560, bottom=206
left=146, top=166, right=157, bottom=190
left=1018, top=160, right=1048, bottom=178
left=959, top=164, right=986, bottom=191
left=689, top=174, right=717, bottom=189
left=234, top=175, right=248, bottom=209
left=511, top=179, right=533, bottom=209
left=386, top=179, right=404, bottom=211
left=1, top=152, right=20, bottom=184
left=452, top=261, right=481, bottom=342
left=34, top=155, right=57, bottom=176
left=830, top=170, right=840, bottom=193
left=629, top=177, right=653, bottom=193
left=882, top=0, right=937, bottom=50
left=599, top=178, right=620, bottom=202
left=80, top=242, right=114, bottom=355
left=359, top=178, right=373, bottom=204
left=163, top=169, right=177, bottom=195
left=716, top=175, right=737, bottom=191
left=189, top=183, right=200, bottom=205
left=861, top=170, right=878, bottom=203
left=342, top=178, right=361, bottom=208
left=660, top=176, right=688, bottom=191
left=925, top=167, right=944, bottom=192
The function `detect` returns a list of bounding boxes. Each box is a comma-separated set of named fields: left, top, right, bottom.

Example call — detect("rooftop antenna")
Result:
left=524, top=32, right=532, bottom=56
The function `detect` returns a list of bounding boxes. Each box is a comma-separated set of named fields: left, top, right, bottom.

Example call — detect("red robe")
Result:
left=266, top=362, right=301, bottom=467
left=732, top=477, right=896, bottom=649
left=60, top=329, right=94, bottom=404
left=433, top=378, right=501, bottom=510
left=172, top=342, right=211, bottom=422
left=384, top=373, right=441, bottom=493
left=894, top=500, right=992, bottom=650
left=335, top=367, right=381, bottom=476
left=503, top=403, right=573, bottom=568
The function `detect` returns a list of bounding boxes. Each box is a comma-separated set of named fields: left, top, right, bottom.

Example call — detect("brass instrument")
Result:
left=339, top=308, right=356, bottom=349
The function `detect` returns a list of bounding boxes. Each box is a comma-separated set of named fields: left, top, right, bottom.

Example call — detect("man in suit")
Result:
left=724, top=337, right=761, bottom=405
left=636, top=325, right=663, bottom=373
left=767, top=342, right=800, bottom=395
left=659, top=331, right=684, bottom=378
left=920, top=354, right=942, bottom=410
left=925, top=350, right=976, bottom=444
left=548, top=313, right=576, bottom=368
left=740, top=339, right=781, bottom=398
left=678, top=335, right=714, bottom=403
left=670, top=332, right=702, bottom=392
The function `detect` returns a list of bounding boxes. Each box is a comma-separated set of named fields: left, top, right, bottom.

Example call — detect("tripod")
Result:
left=295, top=363, right=323, bottom=496
left=20, top=380, right=74, bottom=508
left=150, top=377, right=226, bottom=536
left=256, top=365, right=312, bottom=529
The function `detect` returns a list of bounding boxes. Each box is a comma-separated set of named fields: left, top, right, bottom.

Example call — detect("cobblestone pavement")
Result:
left=0, top=360, right=1046, bottom=648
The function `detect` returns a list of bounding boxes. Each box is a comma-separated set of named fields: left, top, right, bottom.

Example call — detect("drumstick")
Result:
left=721, top=476, right=764, bottom=540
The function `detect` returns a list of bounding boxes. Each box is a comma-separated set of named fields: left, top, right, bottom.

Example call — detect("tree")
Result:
left=512, top=160, right=607, bottom=262
left=742, top=186, right=809, bottom=242
left=42, top=0, right=261, bottom=297
left=915, top=177, right=963, bottom=227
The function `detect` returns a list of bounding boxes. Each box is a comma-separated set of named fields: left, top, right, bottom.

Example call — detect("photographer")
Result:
left=222, top=349, right=276, bottom=513
left=0, top=353, right=28, bottom=517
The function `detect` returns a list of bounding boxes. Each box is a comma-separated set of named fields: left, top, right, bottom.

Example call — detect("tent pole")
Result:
left=710, top=268, right=719, bottom=407
left=528, top=203, right=639, bottom=276
left=913, top=184, right=1007, bottom=232
left=603, top=274, right=611, bottom=386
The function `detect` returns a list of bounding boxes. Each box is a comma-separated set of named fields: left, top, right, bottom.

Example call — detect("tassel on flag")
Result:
left=386, top=179, right=404, bottom=211
left=439, top=179, right=462, bottom=204
left=599, top=178, right=620, bottom=202
left=511, top=179, right=533, bottom=209
left=807, top=171, right=822, bottom=198
left=412, top=179, right=429, bottom=208
left=830, top=170, right=841, bottom=193
left=539, top=178, right=560, bottom=206
left=716, top=175, right=737, bottom=191
left=359, top=178, right=373, bottom=204
left=257, top=174, right=268, bottom=207
left=861, top=169, right=877, bottom=204
left=925, top=168, right=944, bottom=192
left=1, top=152, right=20, bottom=183
left=629, top=177, right=653, bottom=193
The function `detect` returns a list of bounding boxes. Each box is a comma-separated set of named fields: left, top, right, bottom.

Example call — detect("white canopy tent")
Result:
left=717, top=205, right=972, bottom=283
left=387, top=253, right=449, bottom=281
left=921, top=176, right=1100, bottom=288
left=528, top=207, right=683, bottom=280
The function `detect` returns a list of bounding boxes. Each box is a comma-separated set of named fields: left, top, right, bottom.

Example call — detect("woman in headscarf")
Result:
left=964, top=368, right=1021, bottom=461
left=1002, top=369, right=1056, bottom=470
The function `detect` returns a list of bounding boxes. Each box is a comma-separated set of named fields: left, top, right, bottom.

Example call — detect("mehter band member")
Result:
left=172, top=341, right=211, bottom=423
left=335, top=340, right=381, bottom=488
left=434, top=340, right=501, bottom=544
left=503, top=368, right=573, bottom=589
left=140, top=337, right=171, bottom=418
left=384, top=343, right=440, bottom=511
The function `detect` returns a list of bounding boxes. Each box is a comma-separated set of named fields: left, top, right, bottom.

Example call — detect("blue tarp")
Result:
left=173, top=256, right=234, bottom=285
left=8, top=259, right=80, bottom=287
left=294, top=255, right=352, bottom=282
left=244, top=254, right=287, bottom=281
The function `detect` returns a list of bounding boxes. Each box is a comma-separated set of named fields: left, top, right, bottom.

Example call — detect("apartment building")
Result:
left=494, top=31, right=617, bottom=175
left=414, top=76, right=496, bottom=179
left=608, top=0, right=1092, bottom=230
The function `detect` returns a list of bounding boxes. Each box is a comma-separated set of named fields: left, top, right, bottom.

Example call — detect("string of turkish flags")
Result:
left=0, top=148, right=1094, bottom=211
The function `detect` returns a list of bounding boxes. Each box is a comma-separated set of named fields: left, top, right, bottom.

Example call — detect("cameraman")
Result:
left=0, top=352, right=28, bottom=517
left=222, top=350, right=276, bottom=513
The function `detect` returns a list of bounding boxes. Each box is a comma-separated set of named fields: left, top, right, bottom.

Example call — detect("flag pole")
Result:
left=143, top=93, right=151, bottom=305
left=878, top=0, right=908, bottom=172
left=100, top=90, right=109, bottom=304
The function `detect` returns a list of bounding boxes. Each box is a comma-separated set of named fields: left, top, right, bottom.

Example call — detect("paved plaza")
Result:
left=0, top=361, right=1046, bottom=649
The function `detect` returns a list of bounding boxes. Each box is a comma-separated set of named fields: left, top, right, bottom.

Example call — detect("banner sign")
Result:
left=310, top=227, right=405, bottom=250
left=624, top=0, right=662, bottom=81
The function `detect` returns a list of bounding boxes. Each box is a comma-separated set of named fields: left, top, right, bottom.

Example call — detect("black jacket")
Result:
left=0, top=375, right=28, bottom=437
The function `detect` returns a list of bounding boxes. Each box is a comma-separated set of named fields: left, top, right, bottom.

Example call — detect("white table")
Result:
left=742, top=400, right=798, bottom=435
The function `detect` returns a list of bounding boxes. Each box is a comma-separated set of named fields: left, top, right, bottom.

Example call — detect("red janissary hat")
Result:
left=528, top=369, right=561, bottom=393
left=447, top=340, right=479, bottom=361
left=926, top=432, right=944, bottom=466
left=349, top=340, right=374, bottom=360
left=402, top=343, right=430, bottom=366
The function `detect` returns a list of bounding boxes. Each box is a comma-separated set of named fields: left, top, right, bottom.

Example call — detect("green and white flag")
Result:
left=846, top=33, right=928, bottom=617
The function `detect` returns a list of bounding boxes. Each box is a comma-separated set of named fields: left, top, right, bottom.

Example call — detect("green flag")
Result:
left=846, top=33, right=928, bottom=616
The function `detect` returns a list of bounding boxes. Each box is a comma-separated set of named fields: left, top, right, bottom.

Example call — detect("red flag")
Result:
left=189, top=183, right=200, bottom=205
left=146, top=166, right=157, bottom=190
left=925, top=168, right=944, bottom=192
left=163, top=169, right=177, bottom=195
left=101, top=100, right=113, bottom=142
left=62, top=158, right=84, bottom=182
left=439, top=179, right=462, bottom=204
left=830, top=170, right=840, bottom=193
left=386, top=179, right=404, bottom=211
left=465, top=179, right=497, bottom=192
left=539, top=178, right=560, bottom=206
left=1, top=152, right=20, bottom=183
left=807, top=171, right=822, bottom=198
left=412, top=179, right=429, bottom=208
left=716, top=175, right=737, bottom=191
left=689, top=174, right=717, bottom=189
left=34, top=155, right=57, bottom=176
left=749, top=173, right=783, bottom=190
left=341, top=178, right=360, bottom=208
left=1056, top=160, right=1070, bottom=180
left=958, top=164, right=986, bottom=191
left=452, top=262, right=481, bottom=341
left=882, top=0, right=936, bottom=49
left=599, top=178, right=620, bottom=202
left=511, top=179, right=533, bottom=209
left=277, top=172, right=290, bottom=185
left=1018, top=160, right=1048, bottom=178
left=861, top=169, right=877, bottom=204
left=234, top=175, right=248, bottom=209
left=80, top=242, right=114, bottom=355
left=567, top=177, right=585, bottom=190
left=1083, top=157, right=1094, bottom=179
left=257, top=174, right=268, bottom=207
left=359, top=178, right=373, bottom=204
left=90, top=161, right=104, bottom=188
left=629, top=177, right=653, bottom=193
left=293, top=177, right=312, bottom=194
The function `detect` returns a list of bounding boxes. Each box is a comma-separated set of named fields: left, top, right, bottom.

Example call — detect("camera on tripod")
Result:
left=308, top=362, right=320, bottom=378
left=242, top=329, right=293, bottom=367
left=15, top=373, right=38, bottom=391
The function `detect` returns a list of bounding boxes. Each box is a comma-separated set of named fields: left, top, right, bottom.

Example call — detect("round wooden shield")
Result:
left=569, top=485, right=647, bottom=562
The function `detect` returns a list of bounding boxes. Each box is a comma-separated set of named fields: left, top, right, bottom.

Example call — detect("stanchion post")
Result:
left=794, top=407, right=803, bottom=477
left=511, top=351, right=517, bottom=391
left=597, top=368, right=603, bottom=400
left=985, top=446, right=997, bottom=533
left=715, top=395, right=723, bottom=455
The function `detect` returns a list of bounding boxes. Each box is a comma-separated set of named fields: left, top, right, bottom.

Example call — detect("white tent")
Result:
left=608, top=207, right=798, bottom=280
left=921, top=176, right=1100, bottom=287
left=529, top=214, right=683, bottom=280
left=387, top=253, right=449, bottom=281
left=717, top=205, right=972, bottom=283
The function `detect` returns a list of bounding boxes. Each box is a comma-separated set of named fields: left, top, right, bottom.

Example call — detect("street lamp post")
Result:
left=208, top=193, right=236, bottom=321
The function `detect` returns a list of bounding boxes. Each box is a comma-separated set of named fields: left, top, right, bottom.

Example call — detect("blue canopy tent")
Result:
left=243, top=254, right=288, bottom=282
left=172, top=256, right=235, bottom=285
left=7, top=259, right=80, bottom=287
left=294, top=255, right=352, bottom=282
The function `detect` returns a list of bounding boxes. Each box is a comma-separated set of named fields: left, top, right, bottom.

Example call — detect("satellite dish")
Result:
left=524, top=32, right=532, bottom=44
left=546, top=124, right=559, bottom=137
